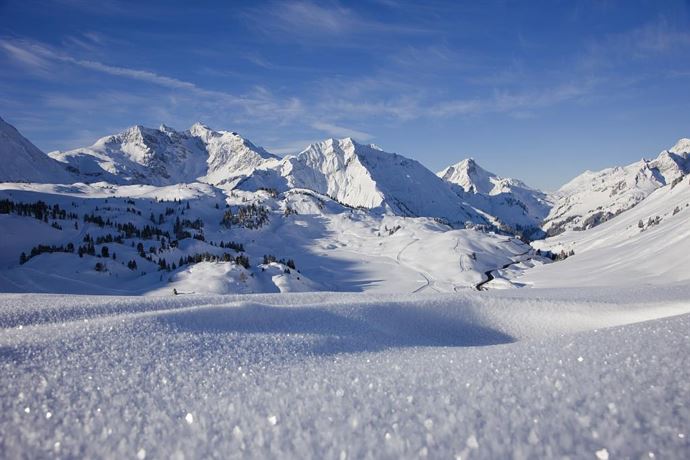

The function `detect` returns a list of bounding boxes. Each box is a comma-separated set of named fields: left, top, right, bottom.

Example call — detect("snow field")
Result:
left=1, top=286, right=690, bottom=457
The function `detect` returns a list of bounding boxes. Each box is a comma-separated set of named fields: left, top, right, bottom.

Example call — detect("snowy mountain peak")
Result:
left=437, top=157, right=550, bottom=234
left=438, top=158, right=495, bottom=194
left=188, top=122, right=215, bottom=139
left=48, top=123, right=279, bottom=186
left=669, top=138, right=690, bottom=155
left=543, top=138, right=690, bottom=235
left=239, top=137, right=486, bottom=225
left=0, top=116, right=74, bottom=183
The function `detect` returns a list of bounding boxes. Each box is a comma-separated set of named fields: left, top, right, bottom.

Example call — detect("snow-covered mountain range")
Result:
left=3, top=117, right=689, bottom=238
left=543, top=139, right=690, bottom=235
left=438, top=158, right=552, bottom=236
left=40, top=123, right=487, bottom=225
left=0, top=115, right=689, bottom=296
left=505, top=173, right=690, bottom=288
left=49, top=123, right=280, bottom=187
left=241, top=137, right=487, bottom=224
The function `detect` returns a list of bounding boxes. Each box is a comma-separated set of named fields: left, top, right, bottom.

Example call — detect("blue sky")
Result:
left=1, top=0, right=690, bottom=190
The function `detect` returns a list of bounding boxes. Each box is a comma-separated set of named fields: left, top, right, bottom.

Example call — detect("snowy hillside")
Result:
left=241, top=138, right=487, bottom=225
left=49, top=123, right=279, bottom=186
left=543, top=139, right=690, bottom=235
left=0, top=117, right=74, bottom=183
left=0, top=181, right=534, bottom=296
left=438, top=158, right=551, bottom=235
left=504, top=175, right=690, bottom=288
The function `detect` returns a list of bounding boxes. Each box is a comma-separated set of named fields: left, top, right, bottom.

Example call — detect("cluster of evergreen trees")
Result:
left=175, top=252, right=250, bottom=270
left=13, top=195, right=259, bottom=275
left=173, top=216, right=204, bottom=240
left=95, top=233, right=124, bottom=245
left=380, top=225, right=401, bottom=236
left=262, top=254, right=296, bottom=270
left=551, top=249, right=575, bottom=261
left=219, top=240, right=244, bottom=252
left=0, top=199, right=79, bottom=221
left=638, top=216, right=662, bottom=230
left=19, top=242, right=76, bottom=264
left=221, top=204, right=270, bottom=229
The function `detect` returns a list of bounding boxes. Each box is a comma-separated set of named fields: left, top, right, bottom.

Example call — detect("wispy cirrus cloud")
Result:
left=243, top=0, right=433, bottom=41
left=0, top=40, right=52, bottom=72
left=580, top=17, right=690, bottom=70
left=0, top=37, right=305, bottom=122
left=428, top=83, right=594, bottom=118
left=311, top=121, right=373, bottom=141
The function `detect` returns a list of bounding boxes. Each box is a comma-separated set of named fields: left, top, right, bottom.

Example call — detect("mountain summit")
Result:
left=0, top=117, right=74, bottom=183
left=241, top=137, right=487, bottom=225
left=438, top=158, right=551, bottom=236
left=49, top=123, right=278, bottom=186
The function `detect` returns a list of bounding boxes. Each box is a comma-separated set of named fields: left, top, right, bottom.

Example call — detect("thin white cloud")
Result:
left=428, top=83, right=592, bottom=118
left=244, top=0, right=432, bottom=41
left=265, top=139, right=316, bottom=155
left=312, top=121, right=373, bottom=141
left=580, top=17, right=690, bottom=70
left=0, top=41, right=51, bottom=71
left=0, top=37, right=304, bottom=122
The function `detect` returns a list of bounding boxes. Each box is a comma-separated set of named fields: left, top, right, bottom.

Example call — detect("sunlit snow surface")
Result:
left=2, top=286, right=689, bottom=458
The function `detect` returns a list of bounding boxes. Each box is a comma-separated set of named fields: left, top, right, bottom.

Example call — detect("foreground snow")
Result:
left=1, top=286, right=689, bottom=458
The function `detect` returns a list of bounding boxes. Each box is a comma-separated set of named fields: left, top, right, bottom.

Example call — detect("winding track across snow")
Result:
left=476, top=250, right=532, bottom=291
left=395, top=238, right=440, bottom=294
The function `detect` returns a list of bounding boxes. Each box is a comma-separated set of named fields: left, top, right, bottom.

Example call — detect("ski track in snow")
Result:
left=1, top=286, right=690, bottom=458
left=395, top=238, right=437, bottom=294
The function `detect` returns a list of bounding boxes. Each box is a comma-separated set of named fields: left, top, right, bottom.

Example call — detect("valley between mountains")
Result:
left=2, top=116, right=689, bottom=295
left=2, top=115, right=690, bottom=458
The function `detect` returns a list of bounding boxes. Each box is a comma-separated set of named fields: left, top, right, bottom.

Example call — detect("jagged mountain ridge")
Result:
left=438, top=158, right=552, bottom=234
left=1, top=118, right=488, bottom=226
left=49, top=123, right=279, bottom=186
left=240, top=138, right=487, bottom=225
left=3, top=116, right=688, bottom=236
left=0, top=116, right=75, bottom=183
left=543, top=139, right=690, bottom=235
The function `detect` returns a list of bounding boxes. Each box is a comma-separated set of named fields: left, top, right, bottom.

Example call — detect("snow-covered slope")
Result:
left=2, top=286, right=690, bottom=457
left=0, top=181, right=533, bottom=295
left=512, top=174, right=690, bottom=288
left=241, top=138, right=486, bottom=225
left=438, top=158, right=551, bottom=234
left=49, top=123, right=279, bottom=186
left=543, top=139, right=690, bottom=235
left=0, top=117, right=74, bottom=183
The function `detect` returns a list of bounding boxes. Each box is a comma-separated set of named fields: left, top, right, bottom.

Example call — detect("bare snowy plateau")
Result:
left=1, top=115, right=689, bottom=458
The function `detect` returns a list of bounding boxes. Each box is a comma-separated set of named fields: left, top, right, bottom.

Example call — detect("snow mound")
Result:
left=1, top=286, right=689, bottom=457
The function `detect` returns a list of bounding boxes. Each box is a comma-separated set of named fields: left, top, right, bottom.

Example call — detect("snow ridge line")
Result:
left=3, top=293, right=690, bottom=345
